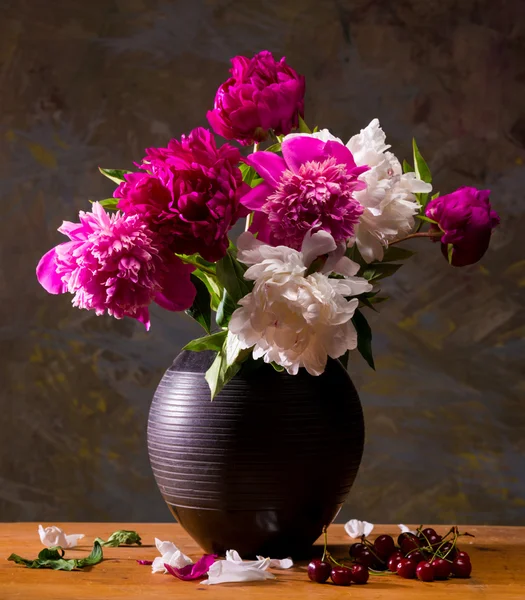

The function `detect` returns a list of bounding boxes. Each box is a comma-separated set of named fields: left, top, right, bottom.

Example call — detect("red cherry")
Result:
left=374, top=534, right=395, bottom=559
left=400, top=534, right=420, bottom=556
left=355, top=548, right=376, bottom=569
left=456, top=550, right=471, bottom=562
left=440, top=542, right=457, bottom=559
left=330, top=566, right=352, bottom=586
left=388, top=552, right=404, bottom=572
left=351, top=563, right=369, bottom=585
left=416, top=561, right=435, bottom=582
left=396, top=558, right=417, bottom=579
left=452, top=557, right=472, bottom=578
left=307, top=559, right=332, bottom=583
left=427, top=533, right=443, bottom=548
left=431, top=557, right=451, bottom=580
left=405, top=549, right=426, bottom=564
left=418, top=527, right=437, bottom=541
left=349, top=542, right=366, bottom=558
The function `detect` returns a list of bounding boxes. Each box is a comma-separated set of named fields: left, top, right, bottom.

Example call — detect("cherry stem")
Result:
left=322, top=528, right=328, bottom=562
left=389, top=231, right=443, bottom=246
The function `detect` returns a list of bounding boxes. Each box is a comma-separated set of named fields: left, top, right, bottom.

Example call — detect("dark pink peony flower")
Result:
left=207, top=51, right=305, bottom=145
left=165, top=554, right=217, bottom=581
left=425, top=186, right=500, bottom=267
left=242, top=135, right=369, bottom=249
left=36, top=202, right=196, bottom=330
left=114, top=127, right=248, bottom=262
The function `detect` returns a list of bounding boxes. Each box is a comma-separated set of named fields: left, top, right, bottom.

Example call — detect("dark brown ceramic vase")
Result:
left=147, top=350, right=364, bottom=557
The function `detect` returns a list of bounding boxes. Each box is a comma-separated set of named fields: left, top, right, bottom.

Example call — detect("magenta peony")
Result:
left=207, top=51, right=305, bottom=145
left=114, top=127, right=248, bottom=262
left=425, top=186, right=500, bottom=266
left=241, top=135, right=368, bottom=249
left=36, top=202, right=196, bottom=330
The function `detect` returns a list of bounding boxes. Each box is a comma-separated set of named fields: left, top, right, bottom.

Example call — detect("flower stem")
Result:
left=389, top=231, right=443, bottom=246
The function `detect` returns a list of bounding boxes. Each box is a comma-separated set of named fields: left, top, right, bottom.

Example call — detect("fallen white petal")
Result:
left=152, top=538, right=192, bottom=574
left=344, top=519, right=375, bottom=539
left=398, top=524, right=417, bottom=535
left=257, top=556, right=294, bottom=569
left=226, top=549, right=270, bottom=570
left=202, top=560, right=276, bottom=585
left=38, top=525, right=84, bottom=549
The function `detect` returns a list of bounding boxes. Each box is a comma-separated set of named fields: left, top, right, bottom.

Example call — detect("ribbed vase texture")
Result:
left=147, top=350, right=364, bottom=557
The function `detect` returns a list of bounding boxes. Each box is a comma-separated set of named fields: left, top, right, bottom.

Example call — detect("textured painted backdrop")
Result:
left=1, top=0, right=524, bottom=525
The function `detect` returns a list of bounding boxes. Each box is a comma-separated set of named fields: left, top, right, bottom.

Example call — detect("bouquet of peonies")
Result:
left=37, top=51, right=500, bottom=398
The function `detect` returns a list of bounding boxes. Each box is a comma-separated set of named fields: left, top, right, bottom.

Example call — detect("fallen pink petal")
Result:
left=164, top=554, right=217, bottom=581
left=136, top=560, right=153, bottom=565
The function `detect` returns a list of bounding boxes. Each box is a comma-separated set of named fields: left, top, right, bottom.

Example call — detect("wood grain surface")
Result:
left=0, top=523, right=524, bottom=599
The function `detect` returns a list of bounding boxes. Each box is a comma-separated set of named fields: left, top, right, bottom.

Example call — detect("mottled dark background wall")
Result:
left=1, top=0, right=524, bottom=525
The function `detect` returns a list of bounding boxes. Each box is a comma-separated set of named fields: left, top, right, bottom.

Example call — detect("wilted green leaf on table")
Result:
left=94, top=530, right=141, bottom=547
left=8, top=542, right=103, bottom=570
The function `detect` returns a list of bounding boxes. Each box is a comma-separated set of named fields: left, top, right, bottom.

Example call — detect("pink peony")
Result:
left=114, top=127, right=248, bottom=262
left=36, top=202, right=196, bottom=330
left=242, top=135, right=369, bottom=249
left=207, top=51, right=305, bottom=145
left=425, top=186, right=500, bottom=266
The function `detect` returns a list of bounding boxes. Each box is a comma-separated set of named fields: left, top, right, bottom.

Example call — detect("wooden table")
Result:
left=1, top=523, right=524, bottom=599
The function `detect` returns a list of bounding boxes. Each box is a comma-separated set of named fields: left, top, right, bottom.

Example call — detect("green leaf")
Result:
left=358, top=296, right=379, bottom=312
left=369, top=295, right=389, bottom=305
left=431, top=192, right=440, bottom=200
left=192, top=269, right=222, bottom=312
left=270, top=362, right=285, bottom=372
left=416, top=215, right=438, bottom=225
left=265, top=142, right=282, bottom=153
left=186, top=274, right=212, bottom=334
left=298, top=115, right=311, bottom=134
left=352, top=309, right=375, bottom=370
left=8, top=542, right=103, bottom=571
left=89, top=198, right=119, bottom=210
left=216, top=288, right=237, bottom=328
left=312, top=125, right=319, bottom=133
left=94, top=531, right=141, bottom=548
left=98, top=168, right=131, bottom=185
left=176, top=253, right=216, bottom=274
left=216, top=250, right=252, bottom=304
left=204, top=332, right=252, bottom=400
left=402, top=159, right=413, bottom=174
left=362, top=263, right=402, bottom=281
left=412, top=139, right=432, bottom=184
left=381, top=247, right=415, bottom=262
left=447, top=243, right=454, bottom=264
left=183, top=330, right=227, bottom=352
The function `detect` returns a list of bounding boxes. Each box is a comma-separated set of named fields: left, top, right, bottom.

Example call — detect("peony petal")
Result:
left=64, top=534, right=85, bottom=548
left=241, top=181, right=274, bottom=211
left=137, top=559, right=153, bottom=565
left=301, top=230, right=337, bottom=268
left=154, top=258, right=196, bottom=312
left=328, top=256, right=360, bottom=277
left=257, top=556, right=294, bottom=569
left=166, top=554, right=217, bottom=581
left=344, top=519, right=374, bottom=539
left=36, top=248, right=66, bottom=294
left=38, top=525, right=84, bottom=549
left=324, top=140, right=359, bottom=171
left=245, top=152, right=286, bottom=187
left=281, top=136, right=326, bottom=173
left=201, top=559, right=276, bottom=585
left=398, top=524, right=417, bottom=536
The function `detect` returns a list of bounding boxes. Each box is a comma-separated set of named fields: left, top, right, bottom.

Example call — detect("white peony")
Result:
left=228, top=230, right=372, bottom=376
left=286, top=121, right=432, bottom=263
left=346, top=118, right=432, bottom=262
